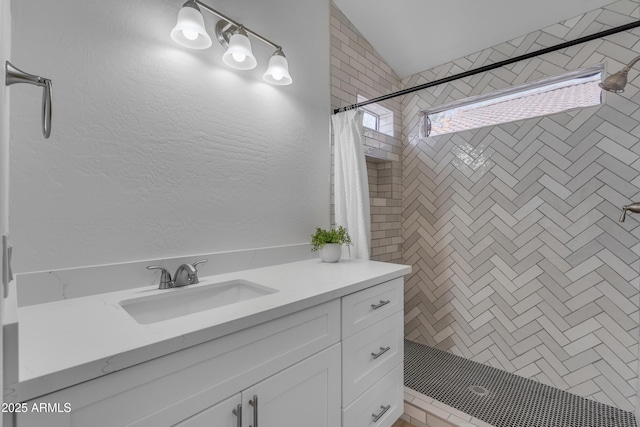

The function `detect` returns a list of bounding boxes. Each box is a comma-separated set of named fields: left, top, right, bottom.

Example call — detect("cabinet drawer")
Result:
left=342, top=363, right=403, bottom=427
left=17, top=300, right=340, bottom=427
left=342, top=311, right=403, bottom=406
left=174, top=393, right=240, bottom=427
left=342, top=278, right=403, bottom=338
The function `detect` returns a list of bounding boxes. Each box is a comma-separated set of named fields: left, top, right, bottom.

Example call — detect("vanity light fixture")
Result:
left=263, top=48, right=292, bottom=85
left=170, top=1, right=212, bottom=49
left=171, top=0, right=292, bottom=85
left=221, top=26, right=257, bottom=70
left=599, top=54, right=640, bottom=93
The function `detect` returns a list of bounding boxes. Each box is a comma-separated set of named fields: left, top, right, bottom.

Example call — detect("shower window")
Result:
left=420, top=64, right=603, bottom=137
left=363, top=110, right=379, bottom=131
left=357, top=94, right=394, bottom=136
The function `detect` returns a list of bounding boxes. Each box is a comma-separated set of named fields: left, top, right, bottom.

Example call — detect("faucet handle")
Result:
left=189, top=259, right=208, bottom=284
left=146, top=265, right=174, bottom=289
left=192, top=259, right=208, bottom=271
left=619, top=202, right=640, bottom=222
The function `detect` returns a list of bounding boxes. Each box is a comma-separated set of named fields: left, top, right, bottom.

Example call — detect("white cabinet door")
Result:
left=241, top=344, right=341, bottom=427
left=175, top=394, right=241, bottom=427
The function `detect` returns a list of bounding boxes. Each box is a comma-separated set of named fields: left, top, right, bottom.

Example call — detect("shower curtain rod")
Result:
left=333, top=20, right=640, bottom=114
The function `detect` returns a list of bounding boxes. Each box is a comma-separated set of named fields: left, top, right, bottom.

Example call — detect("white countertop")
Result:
left=8, top=258, right=410, bottom=402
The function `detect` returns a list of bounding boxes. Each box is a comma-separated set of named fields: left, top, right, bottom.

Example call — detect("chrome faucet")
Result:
left=173, top=263, right=197, bottom=287
left=146, top=259, right=208, bottom=289
left=146, top=266, right=174, bottom=289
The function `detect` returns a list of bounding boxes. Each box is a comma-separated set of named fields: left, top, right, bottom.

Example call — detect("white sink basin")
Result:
left=120, top=280, right=278, bottom=325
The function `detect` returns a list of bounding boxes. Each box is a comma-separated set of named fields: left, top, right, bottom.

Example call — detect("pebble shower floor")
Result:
left=404, top=340, right=637, bottom=427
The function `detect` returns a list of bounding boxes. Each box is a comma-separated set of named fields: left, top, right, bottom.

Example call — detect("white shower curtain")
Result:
left=332, top=109, right=371, bottom=259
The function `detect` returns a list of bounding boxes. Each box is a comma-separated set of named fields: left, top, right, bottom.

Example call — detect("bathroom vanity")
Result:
left=4, top=259, right=410, bottom=427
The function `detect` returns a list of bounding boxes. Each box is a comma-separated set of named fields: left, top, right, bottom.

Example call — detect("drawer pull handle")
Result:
left=249, top=395, right=258, bottom=427
left=371, top=346, right=391, bottom=360
left=371, top=300, right=390, bottom=310
left=232, top=403, right=242, bottom=427
left=372, top=404, right=391, bottom=422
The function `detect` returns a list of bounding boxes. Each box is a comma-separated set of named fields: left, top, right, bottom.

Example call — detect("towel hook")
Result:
left=5, top=61, right=53, bottom=138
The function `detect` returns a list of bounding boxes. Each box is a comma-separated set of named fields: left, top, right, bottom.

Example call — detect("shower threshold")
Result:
left=404, top=340, right=637, bottom=427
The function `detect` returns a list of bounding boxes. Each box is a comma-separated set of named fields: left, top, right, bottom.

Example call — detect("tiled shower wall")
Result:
left=402, top=0, right=640, bottom=411
left=330, top=2, right=403, bottom=263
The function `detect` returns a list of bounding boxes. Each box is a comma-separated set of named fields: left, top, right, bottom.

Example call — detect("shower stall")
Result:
left=399, top=39, right=640, bottom=427
left=330, top=1, right=640, bottom=424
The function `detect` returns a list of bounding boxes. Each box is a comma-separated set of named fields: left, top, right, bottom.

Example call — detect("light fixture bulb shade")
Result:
left=263, top=51, right=292, bottom=85
left=171, top=4, right=212, bottom=49
left=222, top=31, right=257, bottom=70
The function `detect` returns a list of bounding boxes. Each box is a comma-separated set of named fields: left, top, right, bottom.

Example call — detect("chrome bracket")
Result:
left=215, top=20, right=237, bottom=49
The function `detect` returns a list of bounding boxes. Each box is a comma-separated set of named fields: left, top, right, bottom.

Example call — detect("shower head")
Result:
left=600, top=54, right=640, bottom=93
left=599, top=69, right=628, bottom=93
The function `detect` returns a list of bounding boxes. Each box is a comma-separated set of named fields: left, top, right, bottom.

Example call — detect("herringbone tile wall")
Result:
left=402, top=0, right=640, bottom=411
left=330, top=2, right=403, bottom=263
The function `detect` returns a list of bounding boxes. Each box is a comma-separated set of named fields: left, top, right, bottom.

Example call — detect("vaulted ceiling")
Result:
left=332, top=0, right=618, bottom=78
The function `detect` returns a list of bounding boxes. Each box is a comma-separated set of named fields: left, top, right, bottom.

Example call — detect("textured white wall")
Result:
left=9, top=0, right=330, bottom=273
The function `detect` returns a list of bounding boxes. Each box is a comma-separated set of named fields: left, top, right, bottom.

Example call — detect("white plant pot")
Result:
left=319, top=243, right=342, bottom=263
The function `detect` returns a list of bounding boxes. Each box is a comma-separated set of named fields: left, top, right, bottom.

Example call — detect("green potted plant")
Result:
left=311, top=226, right=352, bottom=263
